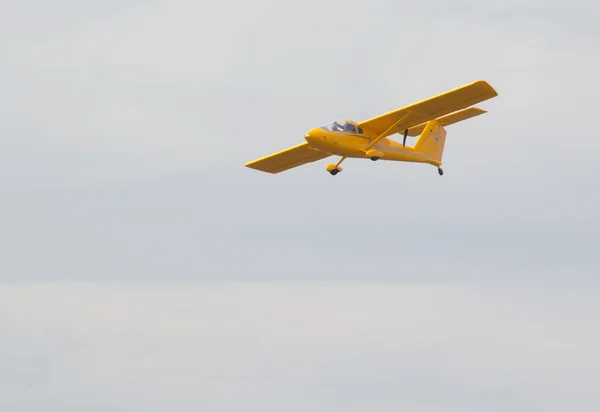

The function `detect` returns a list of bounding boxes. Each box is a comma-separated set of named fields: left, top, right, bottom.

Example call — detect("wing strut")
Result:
left=403, top=129, right=408, bottom=147
left=366, top=112, right=410, bottom=150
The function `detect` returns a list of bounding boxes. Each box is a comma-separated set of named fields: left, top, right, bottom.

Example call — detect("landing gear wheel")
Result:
left=326, top=159, right=344, bottom=175
left=370, top=156, right=379, bottom=161
left=438, top=167, right=444, bottom=176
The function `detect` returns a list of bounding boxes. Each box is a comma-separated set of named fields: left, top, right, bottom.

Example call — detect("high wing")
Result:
left=359, top=80, right=498, bottom=145
left=405, top=106, right=488, bottom=136
left=245, top=142, right=331, bottom=174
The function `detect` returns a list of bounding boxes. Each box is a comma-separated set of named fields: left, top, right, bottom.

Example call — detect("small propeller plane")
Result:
left=245, top=80, right=498, bottom=176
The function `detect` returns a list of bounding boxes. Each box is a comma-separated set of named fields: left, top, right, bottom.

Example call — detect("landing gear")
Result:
left=438, top=167, right=444, bottom=176
left=370, top=156, right=379, bottom=161
left=326, top=156, right=347, bottom=176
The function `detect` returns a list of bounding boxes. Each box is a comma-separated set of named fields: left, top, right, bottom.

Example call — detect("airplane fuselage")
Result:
left=304, top=128, right=439, bottom=166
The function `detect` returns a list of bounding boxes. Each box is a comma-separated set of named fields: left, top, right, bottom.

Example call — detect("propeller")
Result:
left=403, top=128, right=408, bottom=147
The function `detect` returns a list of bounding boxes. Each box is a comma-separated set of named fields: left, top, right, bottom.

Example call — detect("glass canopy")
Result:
left=320, top=120, right=363, bottom=134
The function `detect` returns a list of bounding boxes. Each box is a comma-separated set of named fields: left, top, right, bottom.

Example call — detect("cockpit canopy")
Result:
left=320, top=120, right=363, bottom=134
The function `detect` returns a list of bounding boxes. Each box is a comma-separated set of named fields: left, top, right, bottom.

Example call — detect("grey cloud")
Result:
left=1, top=170, right=597, bottom=283
left=1, top=1, right=599, bottom=407
left=1, top=283, right=599, bottom=411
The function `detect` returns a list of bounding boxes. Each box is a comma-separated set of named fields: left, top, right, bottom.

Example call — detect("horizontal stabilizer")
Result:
left=245, top=142, right=331, bottom=174
left=405, top=107, right=487, bottom=136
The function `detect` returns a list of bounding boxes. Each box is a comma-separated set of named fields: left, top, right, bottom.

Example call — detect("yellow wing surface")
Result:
left=405, top=106, right=488, bottom=136
left=244, top=142, right=331, bottom=174
left=359, top=80, right=498, bottom=141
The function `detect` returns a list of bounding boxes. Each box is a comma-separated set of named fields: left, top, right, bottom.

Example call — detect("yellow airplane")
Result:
left=245, top=80, right=498, bottom=176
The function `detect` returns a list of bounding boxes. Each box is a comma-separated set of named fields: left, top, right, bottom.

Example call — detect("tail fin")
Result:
left=413, top=120, right=447, bottom=165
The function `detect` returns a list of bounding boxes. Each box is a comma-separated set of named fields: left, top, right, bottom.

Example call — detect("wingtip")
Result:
left=473, top=80, right=498, bottom=97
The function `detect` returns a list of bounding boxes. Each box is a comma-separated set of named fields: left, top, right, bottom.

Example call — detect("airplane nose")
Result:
left=305, top=129, right=323, bottom=147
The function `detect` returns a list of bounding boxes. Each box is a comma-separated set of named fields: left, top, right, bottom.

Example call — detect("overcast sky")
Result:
left=1, top=0, right=599, bottom=410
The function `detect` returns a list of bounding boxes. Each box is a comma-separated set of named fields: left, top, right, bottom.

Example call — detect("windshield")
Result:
left=320, top=120, right=361, bottom=133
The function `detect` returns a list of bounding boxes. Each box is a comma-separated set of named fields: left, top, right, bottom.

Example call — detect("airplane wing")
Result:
left=359, top=80, right=498, bottom=144
left=405, top=106, right=488, bottom=136
left=245, top=142, right=331, bottom=174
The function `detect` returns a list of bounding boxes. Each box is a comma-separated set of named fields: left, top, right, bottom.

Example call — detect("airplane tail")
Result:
left=413, top=120, right=447, bottom=165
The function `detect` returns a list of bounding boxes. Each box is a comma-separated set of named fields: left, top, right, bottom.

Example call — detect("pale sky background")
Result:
left=1, top=0, right=599, bottom=410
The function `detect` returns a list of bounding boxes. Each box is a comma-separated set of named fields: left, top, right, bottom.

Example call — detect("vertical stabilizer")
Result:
left=413, top=120, right=447, bottom=165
